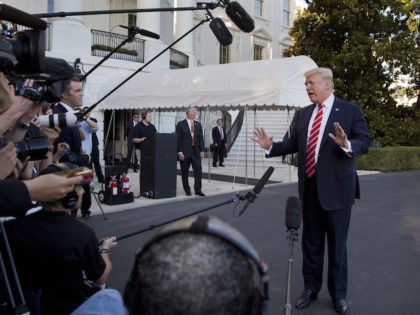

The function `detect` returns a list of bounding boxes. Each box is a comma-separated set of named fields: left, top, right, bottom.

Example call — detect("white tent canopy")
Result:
left=98, top=55, right=317, bottom=111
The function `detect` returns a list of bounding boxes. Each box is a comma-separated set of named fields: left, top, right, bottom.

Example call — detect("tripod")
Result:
left=90, top=182, right=108, bottom=220
left=0, top=221, right=30, bottom=315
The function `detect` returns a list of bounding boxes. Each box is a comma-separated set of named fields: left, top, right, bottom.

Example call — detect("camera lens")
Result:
left=15, top=136, right=49, bottom=161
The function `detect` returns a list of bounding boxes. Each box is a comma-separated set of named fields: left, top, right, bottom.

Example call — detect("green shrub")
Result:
left=356, top=146, right=420, bottom=172
left=91, top=44, right=138, bottom=56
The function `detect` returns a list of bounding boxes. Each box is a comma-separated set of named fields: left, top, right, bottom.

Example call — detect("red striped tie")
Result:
left=305, top=104, right=323, bottom=177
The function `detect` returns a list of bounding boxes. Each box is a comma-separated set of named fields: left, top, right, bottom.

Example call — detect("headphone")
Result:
left=42, top=163, right=79, bottom=209
left=124, top=215, right=269, bottom=315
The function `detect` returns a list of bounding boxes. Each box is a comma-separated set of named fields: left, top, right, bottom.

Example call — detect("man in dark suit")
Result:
left=125, top=114, right=139, bottom=172
left=53, top=78, right=91, bottom=218
left=176, top=107, right=205, bottom=196
left=212, top=118, right=227, bottom=167
left=253, top=67, right=370, bottom=314
left=90, top=119, right=105, bottom=183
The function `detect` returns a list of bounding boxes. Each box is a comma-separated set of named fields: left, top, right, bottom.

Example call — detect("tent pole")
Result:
left=253, top=106, right=257, bottom=179
left=112, top=110, right=116, bottom=164
left=206, top=106, right=211, bottom=182
left=245, top=105, right=248, bottom=185
left=287, top=106, right=291, bottom=182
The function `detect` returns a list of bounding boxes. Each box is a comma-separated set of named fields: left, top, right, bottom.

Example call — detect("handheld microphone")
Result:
left=225, top=1, right=255, bottom=33
left=209, top=17, right=233, bottom=46
left=119, top=25, right=160, bottom=39
left=285, top=196, right=302, bottom=231
left=284, top=196, right=301, bottom=315
left=239, top=166, right=274, bottom=216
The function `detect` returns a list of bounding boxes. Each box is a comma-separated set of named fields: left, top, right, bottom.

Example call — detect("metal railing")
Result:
left=91, top=29, right=145, bottom=63
left=170, top=48, right=189, bottom=69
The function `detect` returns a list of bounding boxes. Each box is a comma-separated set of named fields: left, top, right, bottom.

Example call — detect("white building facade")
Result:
left=3, top=0, right=307, bottom=160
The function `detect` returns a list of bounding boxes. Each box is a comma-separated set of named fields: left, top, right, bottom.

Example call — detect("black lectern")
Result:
left=140, top=133, right=177, bottom=199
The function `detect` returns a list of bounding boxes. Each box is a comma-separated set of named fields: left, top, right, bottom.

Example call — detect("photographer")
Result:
left=0, top=142, right=19, bottom=179
left=4, top=163, right=118, bottom=314
left=19, top=108, right=69, bottom=180
left=0, top=76, right=36, bottom=138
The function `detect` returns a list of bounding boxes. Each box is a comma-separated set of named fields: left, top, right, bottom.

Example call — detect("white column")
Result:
left=173, top=0, right=194, bottom=55
left=136, top=0, right=169, bottom=72
left=137, top=0, right=160, bottom=36
left=50, top=0, right=91, bottom=55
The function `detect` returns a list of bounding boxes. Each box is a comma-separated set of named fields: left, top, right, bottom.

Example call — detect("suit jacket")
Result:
left=212, top=125, right=227, bottom=145
left=176, top=119, right=205, bottom=158
left=53, top=103, right=89, bottom=167
left=125, top=121, right=137, bottom=142
left=90, top=117, right=99, bottom=150
left=268, top=97, right=370, bottom=210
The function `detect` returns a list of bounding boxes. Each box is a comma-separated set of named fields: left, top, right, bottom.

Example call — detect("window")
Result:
left=219, top=45, right=230, bottom=64
left=254, top=0, right=263, bottom=16
left=128, top=13, right=137, bottom=27
left=283, top=0, right=291, bottom=27
left=254, top=45, right=263, bottom=60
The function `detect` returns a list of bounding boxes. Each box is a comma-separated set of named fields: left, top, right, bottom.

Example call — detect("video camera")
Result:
left=0, top=4, right=76, bottom=103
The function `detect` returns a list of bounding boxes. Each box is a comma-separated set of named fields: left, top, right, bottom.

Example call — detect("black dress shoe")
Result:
left=81, top=210, right=91, bottom=219
left=333, top=299, right=348, bottom=314
left=213, top=164, right=217, bottom=167
left=295, top=289, right=318, bottom=309
left=185, top=190, right=192, bottom=196
left=219, top=164, right=225, bottom=167
left=195, top=191, right=206, bottom=196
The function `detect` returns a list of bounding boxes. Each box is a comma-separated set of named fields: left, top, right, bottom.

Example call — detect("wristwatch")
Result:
left=99, top=248, right=110, bottom=254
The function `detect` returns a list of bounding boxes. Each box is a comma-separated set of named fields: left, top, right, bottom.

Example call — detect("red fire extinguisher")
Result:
left=121, top=173, right=130, bottom=194
left=109, top=176, right=118, bottom=196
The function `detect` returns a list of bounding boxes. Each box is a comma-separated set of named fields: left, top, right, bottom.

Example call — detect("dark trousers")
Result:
left=179, top=153, right=202, bottom=193
left=125, top=143, right=137, bottom=170
left=91, top=148, right=105, bottom=183
left=212, top=142, right=226, bottom=165
left=302, top=175, right=351, bottom=300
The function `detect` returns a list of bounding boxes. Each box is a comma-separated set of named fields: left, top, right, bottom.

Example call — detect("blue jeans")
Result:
left=71, top=289, right=127, bottom=315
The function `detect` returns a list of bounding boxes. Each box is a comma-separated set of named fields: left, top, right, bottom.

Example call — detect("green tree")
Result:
left=285, top=0, right=419, bottom=146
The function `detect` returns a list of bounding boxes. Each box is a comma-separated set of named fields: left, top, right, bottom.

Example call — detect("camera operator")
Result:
left=4, top=163, right=118, bottom=315
left=52, top=77, right=92, bottom=218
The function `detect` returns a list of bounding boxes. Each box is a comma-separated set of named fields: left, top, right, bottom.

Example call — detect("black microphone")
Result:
left=225, top=1, right=255, bottom=33
left=285, top=196, right=302, bottom=231
left=37, top=57, right=76, bottom=82
left=209, top=17, right=233, bottom=46
left=239, top=166, right=274, bottom=216
left=119, top=25, right=160, bottom=39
